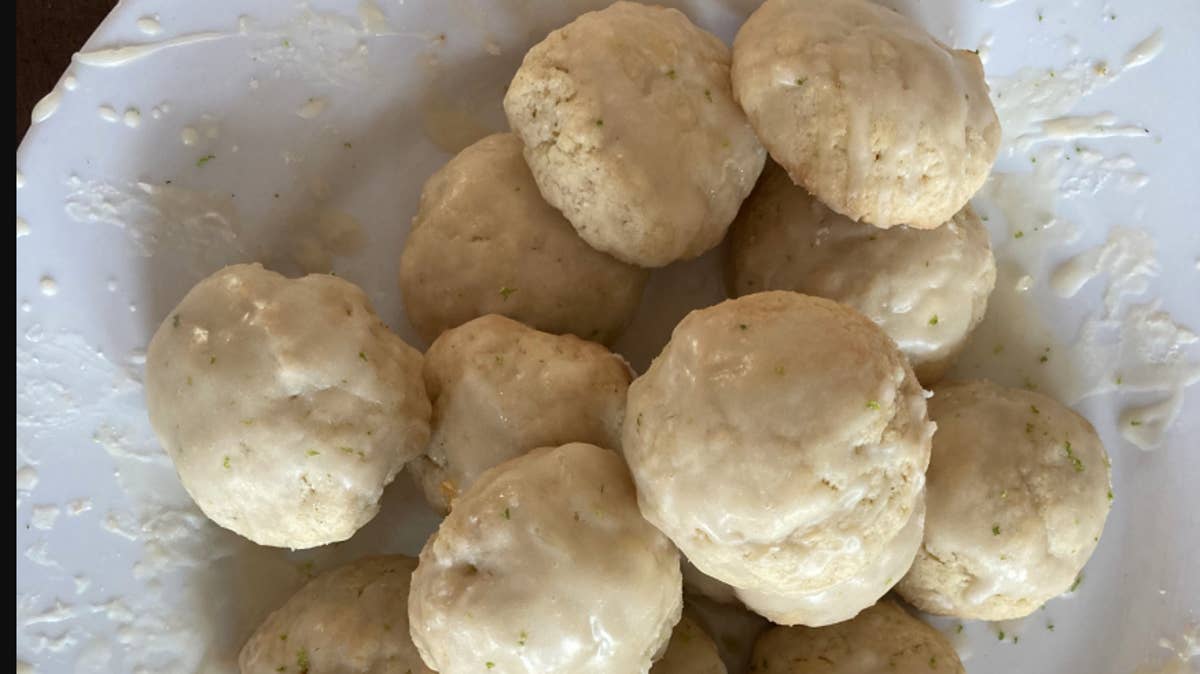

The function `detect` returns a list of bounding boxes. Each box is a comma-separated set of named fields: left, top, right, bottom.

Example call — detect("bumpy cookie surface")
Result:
left=504, top=2, right=765, bottom=267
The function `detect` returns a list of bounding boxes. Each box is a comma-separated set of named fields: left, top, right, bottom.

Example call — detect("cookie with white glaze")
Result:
left=732, top=0, right=999, bottom=228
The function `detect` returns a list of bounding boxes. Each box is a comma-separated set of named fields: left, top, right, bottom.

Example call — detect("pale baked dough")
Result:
left=732, top=0, right=999, bottom=228
left=409, top=443, right=682, bottom=674
left=651, top=614, right=727, bottom=674
left=727, top=162, right=996, bottom=383
left=145, top=263, right=430, bottom=549
left=410, top=314, right=631, bottom=513
left=399, top=133, right=647, bottom=345
left=680, top=499, right=923, bottom=626
left=897, top=380, right=1113, bottom=620
left=752, top=600, right=965, bottom=674
left=503, top=1, right=765, bottom=267
left=735, top=498, right=924, bottom=627
left=624, top=291, right=933, bottom=597
left=239, top=556, right=433, bottom=674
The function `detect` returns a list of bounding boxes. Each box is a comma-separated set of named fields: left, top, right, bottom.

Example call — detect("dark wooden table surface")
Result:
left=16, top=1, right=116, bottom=146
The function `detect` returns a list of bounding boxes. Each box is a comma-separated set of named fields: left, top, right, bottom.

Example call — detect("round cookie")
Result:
left=410, top=314, right=632, bottom=513
left=145, top=263, right=430, bottom=549
left=727, top=162, right=996, bottom=384
left=752, top=600, right=965, bottom=674
left=897, top=379, right=1113, bottom=620
left=734, top=499, right=923, bottom=627
left=409, top=443, right=682, bottom=674
left=399, top=133, right=647, bottom=345
left=731, top=0, right=1000, bottom=228
left=503, top=1, right=766, bottom=267
left=651, top=614, right=727, bottom=674
left=624, top=291, right=933, bottom=596
left=239, top=556, right=433, bottom=674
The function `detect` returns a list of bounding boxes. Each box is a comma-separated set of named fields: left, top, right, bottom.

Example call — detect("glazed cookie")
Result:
left=504, top=2, right=765, bottom=267
left=732, top=0, right=999, bottom=228
left=727, top=162, right=996, bottom=383
left=410, top=314, right=631, bottom=513
left=399, top=133, right=647, bottom=345
left=145, top=263, right=430, bottom=549
left=624, top=292, right=933, bottom=598
left=240, top=556, right=433, bottom=674
left=897, top=379, right=1113, bottom=620
left=409, top=443, right=682, bottom=674
left=752, top=600, right=965, bottom=674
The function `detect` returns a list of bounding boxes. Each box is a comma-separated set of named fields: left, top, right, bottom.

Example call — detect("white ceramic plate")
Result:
left=16, top=1, right=1199, bottom=672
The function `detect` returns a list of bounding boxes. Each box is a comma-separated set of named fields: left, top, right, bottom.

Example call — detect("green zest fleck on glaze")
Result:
left=929, top=656, right=937, bottom=669
left=704, top=89, right=712, bottom=102
left=485, top=662, right=495, bottom=670
left=1030, top=404, right=1040, bottom=415
left=296, top=648, right=310, bottom=674
left=223, top=456, right=231, bottom=469
left=172, top=314, right=181, bottom=328
left=1130, top=419, right=1143, bottom=426
left=997, top=630, right=1005, bottom=641
left=666, top=68, right=677, bottom=79
left=502, top=507, right=511, bottom=520
left=499, top=286, right=516, bottom=300
left=358, top=351, right=367, bottom=362
left=795, top=77, right=807, bottom=86
left=196, top=154, right=215, bottom=167
left=866, top=400, right=881, bottom=410
left=992, top=524, right=1001, bottom=536
left=1064, top=441, right=1084, bottom=472
left=1014, top=231, right=1025, bottom=239
left=307, top=449, right=320, bottom=457
left=928, top=314, right=939, bottom=326
left=518, top=630, right=527, bottom=646
left=595, top=119, right=603, bottom=127
left=1069, top=574, right=1083, bottom=592
left=956, top=624, right=964, bottom=634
